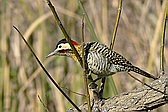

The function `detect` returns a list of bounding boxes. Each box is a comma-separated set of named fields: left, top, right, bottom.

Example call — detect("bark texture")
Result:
left=68, top=75, right=168, bottom=112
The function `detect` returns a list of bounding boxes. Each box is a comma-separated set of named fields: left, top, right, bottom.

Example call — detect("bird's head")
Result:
left=47, top=39, right=80, bottom=59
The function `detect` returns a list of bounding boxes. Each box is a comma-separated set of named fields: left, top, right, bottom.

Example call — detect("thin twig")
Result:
left=110, top=0, right=122, bottom=49
left=160, top=11, right=167, bottom=74
left=61, top=87, right=86, bottom=97
left=13, top=26, right=81, bottom=112
left=46, top=0, right=83, bottom=66
left=128, top=73, right=165, bottom=95
left=81, top=15, right=92, bottom=112
left=38, top=95, right=49, bottom=112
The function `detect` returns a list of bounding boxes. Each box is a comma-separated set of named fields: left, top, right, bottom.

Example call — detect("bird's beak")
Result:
left=46, top=50, right=57, bottom=58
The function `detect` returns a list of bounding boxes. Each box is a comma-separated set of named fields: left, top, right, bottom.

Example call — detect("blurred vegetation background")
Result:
left=0, top=0, right=168, bottom=112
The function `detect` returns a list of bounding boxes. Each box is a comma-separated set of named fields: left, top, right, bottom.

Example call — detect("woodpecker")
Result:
left=47, top=39, right=157, bottom=80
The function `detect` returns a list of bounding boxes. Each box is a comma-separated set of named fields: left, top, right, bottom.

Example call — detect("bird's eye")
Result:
left=58, top=45, right=62, bottom=48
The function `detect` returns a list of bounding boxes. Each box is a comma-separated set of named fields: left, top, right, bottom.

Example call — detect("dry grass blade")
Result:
left=18, top=58, right=53, bottom=93
left=78, top=0, right=99, bottom=41
left=147, top=0, right=167, bottom=72
left=38, top=95, right=49, bottom=112
left=23, top=12, right=52, bottom=40
left=13, top=26, right=81, bottom=112
left=160, top=10, right=167, bottom=74
left=110, top=0, right=122, bottom=49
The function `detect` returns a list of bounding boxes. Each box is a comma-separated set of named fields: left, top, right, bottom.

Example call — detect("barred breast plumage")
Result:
left=84, top=42, right=156, bottom=79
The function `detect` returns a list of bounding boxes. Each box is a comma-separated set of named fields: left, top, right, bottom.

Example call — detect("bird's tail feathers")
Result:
left=131, top=66, right=157, bottom=80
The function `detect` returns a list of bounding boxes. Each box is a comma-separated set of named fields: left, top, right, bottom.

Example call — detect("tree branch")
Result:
left=68, top=75, right=168, bottom=112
